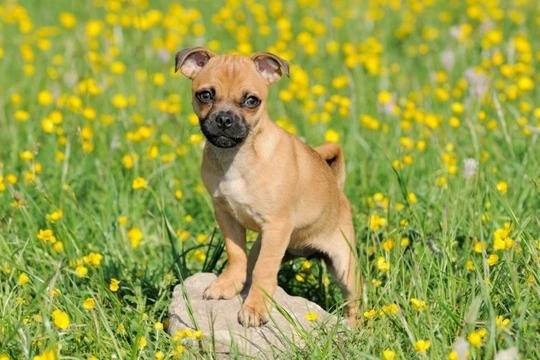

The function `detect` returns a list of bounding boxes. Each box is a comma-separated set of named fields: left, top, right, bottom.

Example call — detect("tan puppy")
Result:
left=175, top=47, right=360, bottom=327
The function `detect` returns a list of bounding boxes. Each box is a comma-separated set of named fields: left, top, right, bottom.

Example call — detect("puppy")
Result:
left=175, top=47, right=360, bottom=327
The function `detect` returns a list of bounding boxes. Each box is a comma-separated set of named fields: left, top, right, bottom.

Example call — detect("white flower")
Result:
left=463, top=158, right=478, bottom=180
left=465, top=68, right=490, bottom=98
left=441, top=49, right=455, bottom=72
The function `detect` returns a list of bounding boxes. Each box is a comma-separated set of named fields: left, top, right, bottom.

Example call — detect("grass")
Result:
left=1, top=0, right=539, bottom=358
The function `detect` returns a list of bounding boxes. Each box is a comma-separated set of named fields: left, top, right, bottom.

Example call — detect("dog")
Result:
left=175, top=47, right=360, bottom=327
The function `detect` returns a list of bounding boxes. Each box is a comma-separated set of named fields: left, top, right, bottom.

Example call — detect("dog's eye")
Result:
left=242, top=95, right=261, bottom=108
left=196, top=90, right=213, bottom=103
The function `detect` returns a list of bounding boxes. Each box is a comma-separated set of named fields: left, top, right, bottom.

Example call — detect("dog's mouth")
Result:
left=204, top=134, right=246, bottom=148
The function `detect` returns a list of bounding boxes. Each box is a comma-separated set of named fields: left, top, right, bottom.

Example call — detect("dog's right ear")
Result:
left=174, top=47, right=214, bottom=79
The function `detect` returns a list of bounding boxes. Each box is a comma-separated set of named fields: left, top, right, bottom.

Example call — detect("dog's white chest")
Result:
left=213, top=172, right=263, bottom=230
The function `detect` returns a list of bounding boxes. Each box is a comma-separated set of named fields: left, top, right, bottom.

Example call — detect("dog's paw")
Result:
left=202, top=277, right=242, bottom=300
left=238, top=301, right=268, bottom=327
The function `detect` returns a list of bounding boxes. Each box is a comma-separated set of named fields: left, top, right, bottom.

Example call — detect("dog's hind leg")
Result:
left=315, top=227, right=361, bottom=326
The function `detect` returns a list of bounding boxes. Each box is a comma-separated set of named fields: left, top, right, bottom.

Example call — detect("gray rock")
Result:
left=167, top=273, right=336, bottom=358
left=494, top=347, right=519, bottom=360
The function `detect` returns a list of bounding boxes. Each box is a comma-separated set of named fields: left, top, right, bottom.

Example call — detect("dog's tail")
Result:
left=314, top=143, right=345, bottom=190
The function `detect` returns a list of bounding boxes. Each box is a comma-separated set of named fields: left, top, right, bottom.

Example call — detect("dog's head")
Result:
left=175, top=47, right=289, bottom=148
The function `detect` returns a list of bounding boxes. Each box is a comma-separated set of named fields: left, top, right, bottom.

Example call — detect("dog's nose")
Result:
left=215, top=112, right=233, bottom=129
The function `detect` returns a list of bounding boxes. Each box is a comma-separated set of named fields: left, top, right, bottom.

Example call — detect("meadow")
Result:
left=1, top=0, right=539, bottom=358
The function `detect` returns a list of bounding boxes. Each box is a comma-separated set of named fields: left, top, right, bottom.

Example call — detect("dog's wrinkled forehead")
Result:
left=193, top=55, right=268, bottom=98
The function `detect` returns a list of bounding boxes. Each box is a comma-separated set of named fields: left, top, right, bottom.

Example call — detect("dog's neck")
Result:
left=205, top=112, right=281, bottom=173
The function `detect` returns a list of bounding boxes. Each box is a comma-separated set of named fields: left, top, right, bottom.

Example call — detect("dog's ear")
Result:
left=251, top=52, right=290, bottom=84
left=175, top=47, right=214, bottom=79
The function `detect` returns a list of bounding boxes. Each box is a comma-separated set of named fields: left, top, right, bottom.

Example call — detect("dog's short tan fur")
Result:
left=175, top=47, right=360, bottom=327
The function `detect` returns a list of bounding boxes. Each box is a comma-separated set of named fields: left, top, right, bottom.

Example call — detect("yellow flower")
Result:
left=132, top=177, right=147, bottom=190
left=448, top=351, right=458, bottom=360
left=196, top=234, right=208, bottom=244
left=487, top=253, right=499, bottom=266
left=187, top=113, right=199, bottom=126
left=368, top=214, right=387, bottom=231
left=467, top=328, right=487, bottom=348
left=18, top=272, right=30, bottom=285
left=175, top=189, right=183, bottom=199
left=496, top=181, right=508, bottom=194
left=6, top=174, right=17, bottom=185
left=51, top=240, right=63, bottom=252
left=436, top=175, right=448, bottom=188
left=83, top=298, right=96, bottom=310
left=15, top=110, right=30, bottom=122
left=118, top=215, right=128, bottom=225
left=493, top=223, right=513, bottom=251
left=122, top=154, right=136, bottom=169
left=363, top=308, right=377, bottom=319
left=194, top=249, right=206, bottom=262
left=52, top=309, right=70, bottom=330
left=324, top=129, right=340, bottom=143
left=332, top=75, right=349, bottom=88
left=153, top=73, right=166, bottom=86
left=37, top=229, right=56, bottom=243
left=473, top=241, right=487, bottom=253
left=86, top=20, right=103, bottom=37
left=75, top=265, right=88, bottom=278
left=110, top=61, right=126, bottom=74
left=176, top=230, right=190, bottom=241
left=381, top=303, right=400, bottom=315
left=109, top=278, right=120, bottom=292
left=174, top=344, right=185, bottom=356
left=400, top=237, right=410, bottom=247
left=407, top=192, right=417, bottom=204
left=33, top=348, right=57, bottom=360
left=59, top=12, right=76, bottom=28
left=304, top=311, right=319, bottom=321
left=85, top=252, right=103, bottom=267
left=381, top=349, right=396, bottom=360
left=451, top=102, right=464, bottom=114
left=137, top=336, right=147, bottom=349
left=376, top=257, right=390, bottom=272
left=128, top=227, right=143, bottom=248
left=38, top=90, right=54, bottom=106
left=46, top=209, right=63, bottom=222
left=496, top=315, right=510, bottom=330
left=414, top=339, right=431, bottom=353
left=154, top=321, right=164, bottom=331
left=410, top=298, right=427, bottom=311
left=112, top=94, right=129, bottom=109
left=189, top=134, right=204, bottom=145
left=20, top=150, right=34, bottom=161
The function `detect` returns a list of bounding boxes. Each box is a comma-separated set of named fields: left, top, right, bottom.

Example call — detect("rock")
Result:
left=494, top=347, right=519, bottom=360
left=167, top=273, right=336, bottom=358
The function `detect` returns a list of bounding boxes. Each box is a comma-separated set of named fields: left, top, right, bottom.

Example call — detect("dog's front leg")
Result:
left=238, top=223, right=292, bottom=327
left=203, top=204, right=247, bottom=300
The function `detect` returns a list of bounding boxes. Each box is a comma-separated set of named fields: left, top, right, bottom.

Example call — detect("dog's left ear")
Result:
left=175, top=47, right=214, bottom=79
left=251, top=52, right=290, bottom=84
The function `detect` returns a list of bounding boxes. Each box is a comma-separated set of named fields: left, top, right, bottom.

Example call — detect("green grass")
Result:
left=1, top=0, right=539, bottom=358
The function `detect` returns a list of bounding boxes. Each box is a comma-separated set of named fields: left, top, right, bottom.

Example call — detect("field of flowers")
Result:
left=1, top=0, right=539, bottom=358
